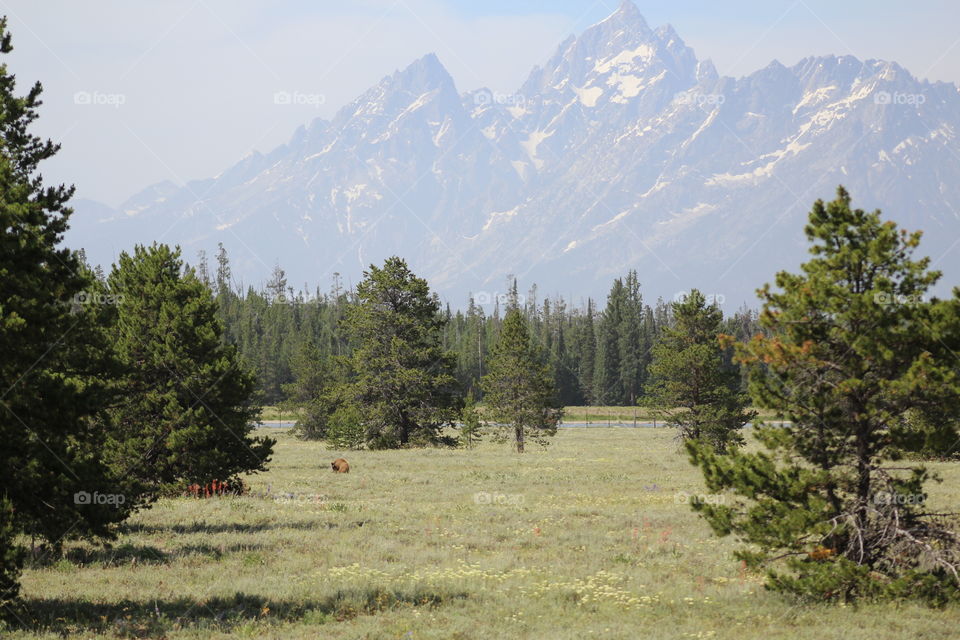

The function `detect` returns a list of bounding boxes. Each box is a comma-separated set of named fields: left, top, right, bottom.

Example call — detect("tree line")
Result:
left=208, top=253, right=764, bottom=410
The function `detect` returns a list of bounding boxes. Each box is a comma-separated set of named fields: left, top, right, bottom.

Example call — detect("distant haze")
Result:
left=65, top=1, right=960, bottom=310
left=4, top=0, right=959, bottom=206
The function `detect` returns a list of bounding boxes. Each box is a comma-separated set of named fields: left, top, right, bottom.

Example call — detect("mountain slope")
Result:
left=68, top=0, right=960, bottom=305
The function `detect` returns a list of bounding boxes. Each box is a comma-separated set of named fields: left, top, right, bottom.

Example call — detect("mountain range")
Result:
left=67, top=0, right=960, bottom=308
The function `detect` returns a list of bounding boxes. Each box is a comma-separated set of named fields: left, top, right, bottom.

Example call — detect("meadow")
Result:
left=259, top=405, right=788, bottom=425
left=8, top=427, right=960, bottom=639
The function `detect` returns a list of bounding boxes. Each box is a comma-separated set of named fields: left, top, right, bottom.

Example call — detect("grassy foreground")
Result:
left=8, top=428, right=960, bottom=639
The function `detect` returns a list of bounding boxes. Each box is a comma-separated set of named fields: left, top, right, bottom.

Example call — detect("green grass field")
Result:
left=9, top=428, right=960, bottom=639
left=560, top=407, right=788, bottom=424
left=259, top=405, right=788, bottom=425
left=259, top=406, right=302, bottom=422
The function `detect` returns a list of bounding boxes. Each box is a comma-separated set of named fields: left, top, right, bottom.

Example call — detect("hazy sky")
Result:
left=5, top=0, right=959, bottom=206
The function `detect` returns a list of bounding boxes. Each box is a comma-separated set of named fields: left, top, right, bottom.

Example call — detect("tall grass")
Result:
left=8, top=428, right=958, bottom=638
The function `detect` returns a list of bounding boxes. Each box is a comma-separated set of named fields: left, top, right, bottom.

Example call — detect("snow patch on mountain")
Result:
left=574, top=85, right=604, bottom=107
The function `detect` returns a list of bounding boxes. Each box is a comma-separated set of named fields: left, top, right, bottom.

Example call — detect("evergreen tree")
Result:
left=455, top=296, right=486, bottom=396
left=578, top=298, right=597, bottom=403
left=505, top=277, right=520, bottom=313
left=594, top=280, right=624, bottom=404
left=195, top=249, right=210, bottom=288
left=215, top=242, right=231, bottom=296
left=338, top=257, right=460, bottom=448
left=639, top=303, right=658, bottom=401
left=653, top=297, right=671, bottom=330
left=283, top=340, right=337, bottom=440
left=459, top=389, right=483, bottom=448
left=266, top=262, right=288, bottom=303
left=0, top=498, right=21, bottom=609
left=550, top=298, right=583, bottom=405
left=481, top=309, right=561, bottom=452
left=645, top=289, right=754, bottom=452
left=618, top=270, right=645, bottom=404
left=258, top=268, right=294, bottom=404
left=325, top=403, right=365, bottom=450
left=898, top=407, right=960, bottom=460
left=0, top=18, right=127, bottom=605
left=721, top=305, right=764, bottom=392
left=688, top=188, right=960, bottom=604
left=106, top=244, right=274, bottom=501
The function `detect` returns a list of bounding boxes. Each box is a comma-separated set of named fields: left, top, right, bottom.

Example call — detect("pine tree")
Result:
left=338, top=257, right=461, bottom=448
left=688, top=188, right=960, bottom=604
left=898, top=406, right=960, bottom=460
left=325, top=403, right=365, bottom=450
left=266, top=262, right=288, bottom=303
left=645, top=289, right=753, bottom=452
left=506, top=277, right=520, bottom=313
left=215, top=242, right=232, bottom=296
left=455, top=295, right=486, bottom=395
left=618, top=270, right=645, bottom=404
left=0, top=18, right=127, bottom=606
left=481, top=309, right=561, bottom=452
left=594, top=280, right=624, bottom=404
left=550, top=298, right=583, bottom=405
left=653, top=297, right=670, bottom=330
left=459, top=389, right=483, bottom=448
left=578, top=298, right=597, bottom=403
left=0, top=498, right=21, bottom=609
left=106, top=244, right=274, bottom=501
left=283, top=340, right=337, bottom=440
left=640, top=303, right=657, bottom=391
left=259, top=266, right=294, bottom=404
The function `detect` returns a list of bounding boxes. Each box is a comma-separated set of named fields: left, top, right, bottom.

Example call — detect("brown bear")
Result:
left=331, top=458, right=350, bottom=473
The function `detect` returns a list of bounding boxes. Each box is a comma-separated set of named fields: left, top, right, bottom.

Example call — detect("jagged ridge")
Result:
left=68, top=1, right=960, bottom=306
